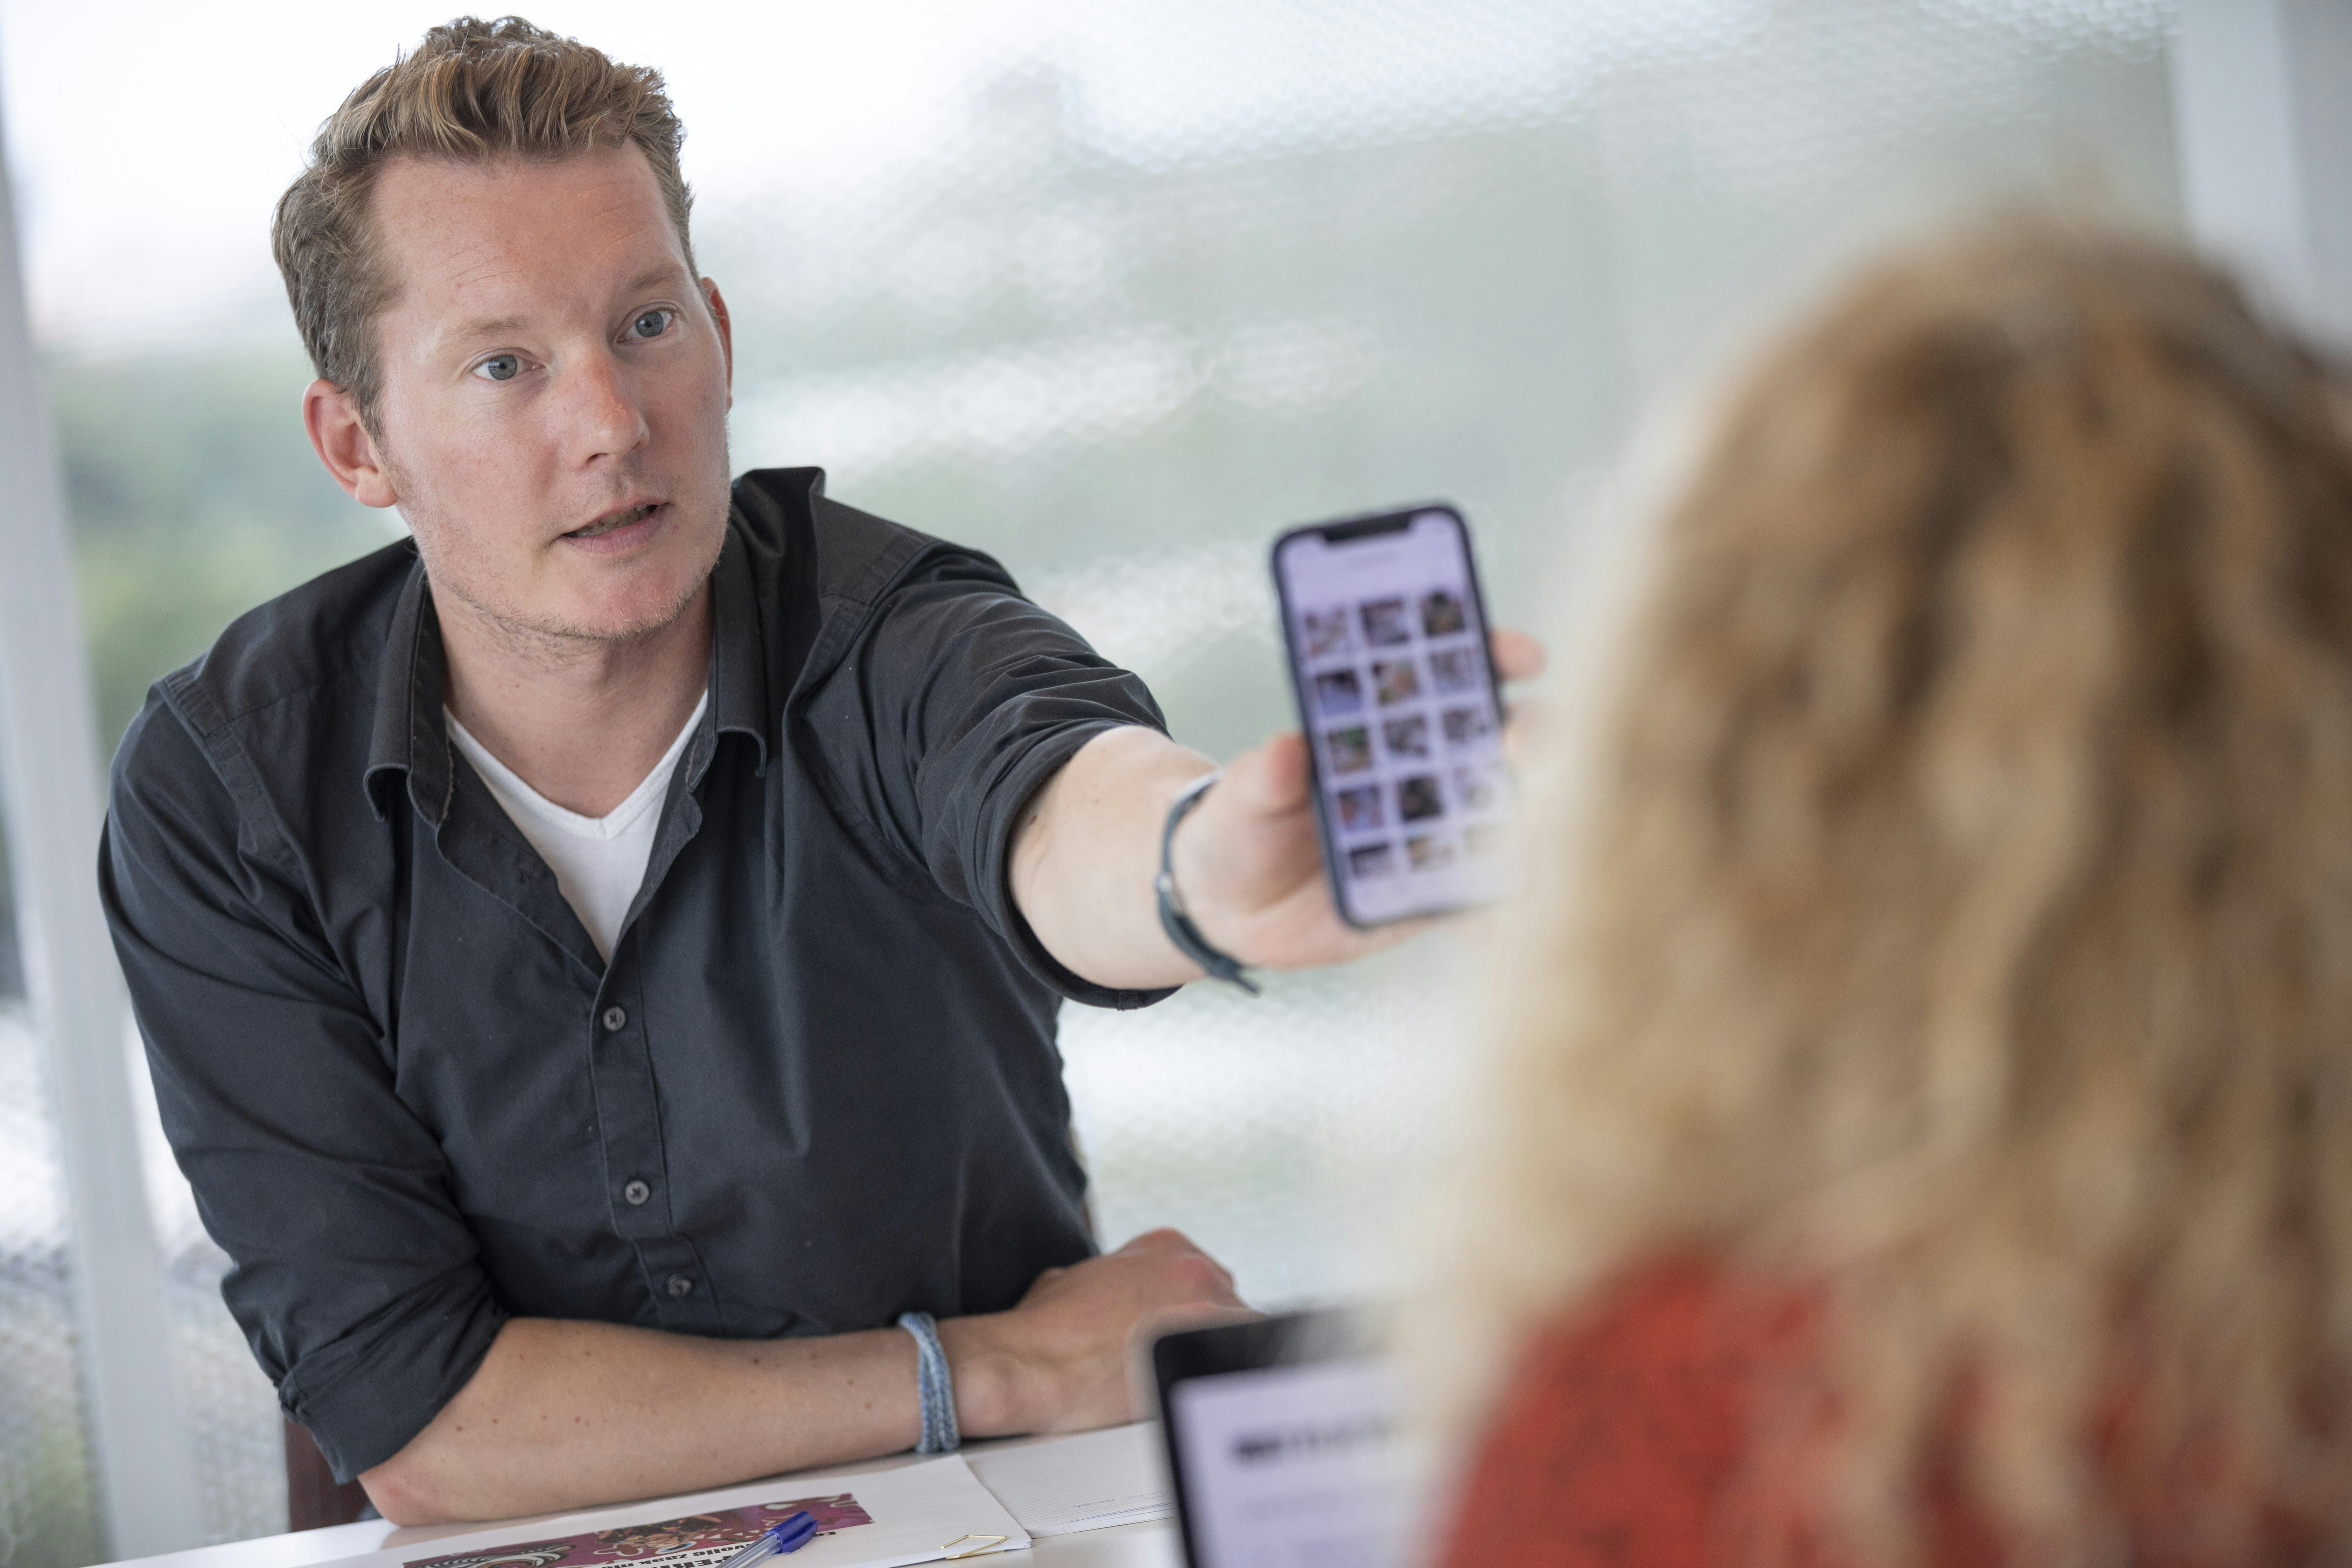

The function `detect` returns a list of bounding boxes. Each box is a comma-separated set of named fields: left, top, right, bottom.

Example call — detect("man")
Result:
left=101, top=17, right=1536, bottom=1528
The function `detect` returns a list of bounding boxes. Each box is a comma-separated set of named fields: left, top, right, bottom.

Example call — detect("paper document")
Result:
left=964, top=1422, right=1174, bottom=1536
left=320, top=1453, right=1027, bottom=1568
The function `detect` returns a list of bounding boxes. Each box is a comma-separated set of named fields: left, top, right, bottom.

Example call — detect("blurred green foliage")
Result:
left=0, top=1284, right=105, bottom=1568
left=52, top=351, right=394, bottom=757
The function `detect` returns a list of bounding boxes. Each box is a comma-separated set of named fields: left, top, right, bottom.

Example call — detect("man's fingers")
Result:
left=1118, top=1226, right=1196, bottom=1255
left=1112, top=1228, right=1245, bottom=1307
left=1221, top=731, right=1312, bottom=816
left=1490, top=628, right=1552, bottom=768
left=1491, top=627, right=1547, bottom=683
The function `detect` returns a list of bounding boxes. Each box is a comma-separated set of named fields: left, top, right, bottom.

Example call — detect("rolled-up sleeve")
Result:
left=806, top=553, right=1177, bottom=1010
left=99, top=695, right=506, bottom=1481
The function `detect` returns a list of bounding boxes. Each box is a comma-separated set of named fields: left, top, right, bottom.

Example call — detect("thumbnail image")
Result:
left=1360, top=597, right=1413, bottom=646
left=1348, top=843, right=1397, bottom=878
left=1324, top=726, right=1374, bottom=774
left=1464, top=823, right=1508, bottom=859
left=1382, top=715, right=1430, bottom=760
left=1406, top=833, right=1457, bottom=870
left=1453, top=765, right=1499, bottom=813
left=1430, top=646, right=1481, bottom=695
left=1337, top=785, right=1385, bottom=832
left=1397, top=774, right=1444, bottom=822
left=1314, top=668, right=1364, bottom=715
left=1442, top=705, right=1493, bottom=746
left=1373, top=659, right=1421, bottom=706
left=1301, top=606, right=1352, bottom=658
left=1421, top=588, right=1468, bottom=637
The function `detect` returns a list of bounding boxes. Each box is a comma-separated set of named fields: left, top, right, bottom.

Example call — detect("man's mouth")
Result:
left=567, top=502, right=659, bottom=539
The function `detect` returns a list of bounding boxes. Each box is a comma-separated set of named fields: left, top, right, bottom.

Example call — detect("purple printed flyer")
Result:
left=403, top=1494, right=874, bottom=1568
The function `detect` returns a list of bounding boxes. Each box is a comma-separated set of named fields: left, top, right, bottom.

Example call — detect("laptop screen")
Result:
left=1153, top=1312, right=1407, bottom=1568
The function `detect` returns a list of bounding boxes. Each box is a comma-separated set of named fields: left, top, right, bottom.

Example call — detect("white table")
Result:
left=104, top=1443, right=1185, bottom=1568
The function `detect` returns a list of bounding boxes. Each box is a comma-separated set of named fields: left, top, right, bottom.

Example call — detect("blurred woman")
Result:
left=1435, top=229, right=2352, bottom=1566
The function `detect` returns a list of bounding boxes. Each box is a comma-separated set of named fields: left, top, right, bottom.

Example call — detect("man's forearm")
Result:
left=1010, top=726, right=1217, bottom=991
left=359, top=1317, right=945, bottom=1524
left=359, top=1228, right=1236, bottom=1525
left=1011, top=723, right=1400, bottom=988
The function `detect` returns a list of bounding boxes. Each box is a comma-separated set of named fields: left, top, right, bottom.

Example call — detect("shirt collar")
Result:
left=363, top=555, right=450, bottom=825
left=706, top=519, right=771, bottom=779
left=363, top=510, right=771, bottom=823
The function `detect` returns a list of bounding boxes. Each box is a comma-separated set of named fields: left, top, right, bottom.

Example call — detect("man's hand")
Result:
left=1010, top=629, right=1547, bottom=989
left=1174, top=628, right=1545, bottom=967
left=941, top=1228, right=1249, bottom=1436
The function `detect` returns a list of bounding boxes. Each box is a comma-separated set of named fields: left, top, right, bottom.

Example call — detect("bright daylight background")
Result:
left=0, top=1, right=2178, bottom=1562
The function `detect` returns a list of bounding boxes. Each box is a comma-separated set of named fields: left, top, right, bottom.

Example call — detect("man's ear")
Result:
left=702, top=277, right=734, bottom=410
left=302, top=379, right=399, bottom=508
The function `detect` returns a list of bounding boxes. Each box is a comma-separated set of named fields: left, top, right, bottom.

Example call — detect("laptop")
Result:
left=1148, top=1309, right=1412, bottom=1568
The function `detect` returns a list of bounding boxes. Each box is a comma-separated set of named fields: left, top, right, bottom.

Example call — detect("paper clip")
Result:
left=942, top=1534, right=1010, bottom=1559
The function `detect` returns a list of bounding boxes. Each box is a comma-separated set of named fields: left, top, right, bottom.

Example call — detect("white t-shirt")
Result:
left=445, top=692, right=708, bottom=961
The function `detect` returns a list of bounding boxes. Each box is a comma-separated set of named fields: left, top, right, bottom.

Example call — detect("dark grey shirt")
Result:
left=100, top=468, right=1172, bottom=1481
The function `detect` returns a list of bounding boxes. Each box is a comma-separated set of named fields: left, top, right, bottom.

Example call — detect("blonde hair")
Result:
left=271, top=15, right=695, bottom=428
left=1448, top=226, right=2352, bottom=1560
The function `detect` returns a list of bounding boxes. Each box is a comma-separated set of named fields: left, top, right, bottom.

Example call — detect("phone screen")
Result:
left=1272, top=505, right=1513, bottom=926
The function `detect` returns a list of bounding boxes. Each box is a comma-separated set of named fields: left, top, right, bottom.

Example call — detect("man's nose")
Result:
left=563, top=345, right=650, bottom=463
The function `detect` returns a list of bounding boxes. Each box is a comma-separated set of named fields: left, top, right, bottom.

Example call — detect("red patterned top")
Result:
left=1436, top=1256, right=2317, bottom=1568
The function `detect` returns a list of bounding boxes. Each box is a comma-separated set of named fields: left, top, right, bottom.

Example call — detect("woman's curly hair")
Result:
left=1447, top=225, right=2352, bottom=1563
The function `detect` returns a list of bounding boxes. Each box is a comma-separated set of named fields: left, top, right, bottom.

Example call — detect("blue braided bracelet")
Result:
left=897, top=1310, right=960, bottom=1454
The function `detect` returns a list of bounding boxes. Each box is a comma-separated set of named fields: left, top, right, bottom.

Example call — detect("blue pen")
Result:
left=715, top=1510, right=819, bottom=1568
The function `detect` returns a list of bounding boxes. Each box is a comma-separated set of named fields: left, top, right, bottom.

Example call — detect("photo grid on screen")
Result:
left=1300, top=582, right=1508, bottom=888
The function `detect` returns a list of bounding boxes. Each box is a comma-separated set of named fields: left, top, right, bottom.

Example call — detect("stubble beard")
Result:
left=438, top=528, right=722, bottom=670
left=392, top=458, right=732, bottom=671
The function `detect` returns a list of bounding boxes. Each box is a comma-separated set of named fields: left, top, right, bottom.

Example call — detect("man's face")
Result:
left=364, top=144, right=732, bottom=646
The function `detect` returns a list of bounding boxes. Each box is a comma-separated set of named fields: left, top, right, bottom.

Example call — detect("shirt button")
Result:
left=602, top=1006, right=628, bottom=1032
left=666, top=1274, right=695, bottom=1299
left=622, top=1179, right=651, bottom=1206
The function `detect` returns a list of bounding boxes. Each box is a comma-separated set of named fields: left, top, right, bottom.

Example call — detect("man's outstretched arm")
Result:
left=1010, top=630, right=1547, bottom=991
left=361, top=1228, right=1239, bottom=1525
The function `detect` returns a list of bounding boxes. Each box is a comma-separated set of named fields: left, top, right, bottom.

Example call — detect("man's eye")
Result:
left=630, top=309, right=673, bottom=340
left=475, top=354, right=521, bottom=382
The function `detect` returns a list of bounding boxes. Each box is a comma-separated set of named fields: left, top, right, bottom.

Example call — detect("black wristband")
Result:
left=1156, top=771, right=1261, bottom=996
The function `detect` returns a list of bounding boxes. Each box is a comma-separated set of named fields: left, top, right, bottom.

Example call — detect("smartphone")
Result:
left=1272, top=503, right=1513, bottom=927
